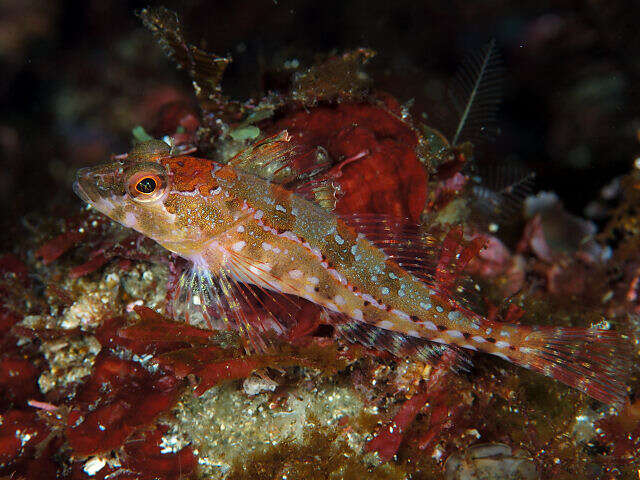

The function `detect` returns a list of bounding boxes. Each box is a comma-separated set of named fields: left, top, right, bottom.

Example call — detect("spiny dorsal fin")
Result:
left=227, top=131, right=301, bottom=182
left=228, top=131, right=341, bottom=211
left=450, top=39, right=504, bottom=146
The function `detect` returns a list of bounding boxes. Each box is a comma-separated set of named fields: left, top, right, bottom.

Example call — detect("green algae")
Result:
left=226, top=416, right=408, bottom=480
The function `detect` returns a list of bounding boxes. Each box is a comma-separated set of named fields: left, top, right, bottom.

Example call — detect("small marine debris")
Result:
left=291, top=48, right=376, bottom=106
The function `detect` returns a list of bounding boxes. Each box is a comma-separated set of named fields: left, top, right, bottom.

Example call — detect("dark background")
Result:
left=1, top=0, right=639, bottom=233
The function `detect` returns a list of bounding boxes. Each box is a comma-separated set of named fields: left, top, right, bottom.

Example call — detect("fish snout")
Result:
left=73, top=167, right=94, bottom=204
left=73, top=165, right=120, bottom=205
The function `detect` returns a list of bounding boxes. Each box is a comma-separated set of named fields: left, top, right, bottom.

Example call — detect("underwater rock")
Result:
left=444, top=443, right=538, bottom=480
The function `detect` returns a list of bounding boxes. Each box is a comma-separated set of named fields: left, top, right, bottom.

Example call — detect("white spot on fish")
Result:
left=371, top=275, right=378, bottom=282
left=378, top=320, right=395, bottom=330
left=519, top=347, right=533, bottom=354
left=422, top=321, right=438, bottom=331
left=123, top=212, right=137, bottom=228
left=308, top=276, right=319, bottom=285
left=398, top=289, right=405, bottom=297
left=500, top=330, right=510, bottom=337
left=447, top=330, right=464, bottom=339
left=351, top=245, right=358, bottom=256
left=407, top=330, right=420, bottom=337
left=288, top=269, right=303, bottom=279
left=254, top=210, right=264, bottom=220
left=420, top=302, right=432, bottom=310
left=237, top=225, right=245, bottom=233
left=334, top=295, right=346, bottom=306
left=448, top=311, right=461, bottom=322
left=352, top=309, right=363, bottom=320
left=471, top=336, right=487, bottom=343
left=391, top=309, right=411, bottom=321
left=328, top=269, right=347, bottom=285
left=262, top=242, right=272, bottom=251
left=325, top=302, right=338, bottom=312
left=495, top=341, right=510, bottom=349
left=486, top=328, right=493, bottom=335
left=281, top=231, right=299, bottom=242
left=436, top=306, right=444, bottom=313
left=210, top=186, right=222, bottom=195
left=232, top=241, right=246, bottom=252
left=381, top=287, right=389, bottom=295
left=334, top=234, right=344, bottom=245
left=275, top=204, right=286, bottom=212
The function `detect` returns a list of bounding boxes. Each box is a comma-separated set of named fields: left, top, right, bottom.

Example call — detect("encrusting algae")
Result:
left=1, top=5, right=640, bottom=480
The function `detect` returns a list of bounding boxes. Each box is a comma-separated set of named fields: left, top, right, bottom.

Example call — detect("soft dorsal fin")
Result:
left=341, top=214, right=440, bottom=282
left=341, top=214, right=486, bottom=312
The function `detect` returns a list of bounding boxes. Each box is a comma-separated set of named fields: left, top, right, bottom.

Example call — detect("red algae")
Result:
left=65, top=352, right=183, bottom=457
left=68, top=426, right=196, bottom=480
left=266, top=101, right=428, bottom=221
left=0, top=409, right=50, bottom=467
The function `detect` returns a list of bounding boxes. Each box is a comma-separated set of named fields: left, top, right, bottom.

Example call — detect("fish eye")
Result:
left=126, top=164, right=168, bottom=203
left=136, top=176, right=157, bottom=194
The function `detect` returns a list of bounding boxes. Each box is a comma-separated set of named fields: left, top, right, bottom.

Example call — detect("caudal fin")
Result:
left=516, top=327, right=631, bottom=407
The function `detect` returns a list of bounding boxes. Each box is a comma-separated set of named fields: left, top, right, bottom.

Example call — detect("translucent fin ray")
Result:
left=517, top=327, right=630, bottom=407
left=470, top=161, right=536, bottom=226
left=341, top=214, right=484, bottom=290
left=228, top=130, right=332, bottom=188
left=172, top=258, right=300, bottom=354
left=340, top=213, right=440, bottom=282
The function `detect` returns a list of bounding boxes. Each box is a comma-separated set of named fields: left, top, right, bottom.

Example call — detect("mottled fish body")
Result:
left=74, top=135, right=629, bottom=406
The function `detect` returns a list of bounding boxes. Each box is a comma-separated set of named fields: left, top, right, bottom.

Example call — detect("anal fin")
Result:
left=333, top=313, right=471, bottom=371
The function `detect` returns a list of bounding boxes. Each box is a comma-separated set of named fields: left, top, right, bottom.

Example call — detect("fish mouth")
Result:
left=72, top=179, right=91, bottom=204
left=73, top=168, right=94, bottom=205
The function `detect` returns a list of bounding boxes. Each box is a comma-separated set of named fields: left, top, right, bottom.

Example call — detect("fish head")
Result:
left=73, top=140, right=225, bottom=255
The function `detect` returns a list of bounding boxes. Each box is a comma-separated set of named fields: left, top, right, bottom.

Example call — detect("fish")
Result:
left=73, top=132, right=630, bottom=407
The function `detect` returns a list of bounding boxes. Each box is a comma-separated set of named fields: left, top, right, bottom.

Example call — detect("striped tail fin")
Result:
left=513, top=327, right=631, bottom=407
